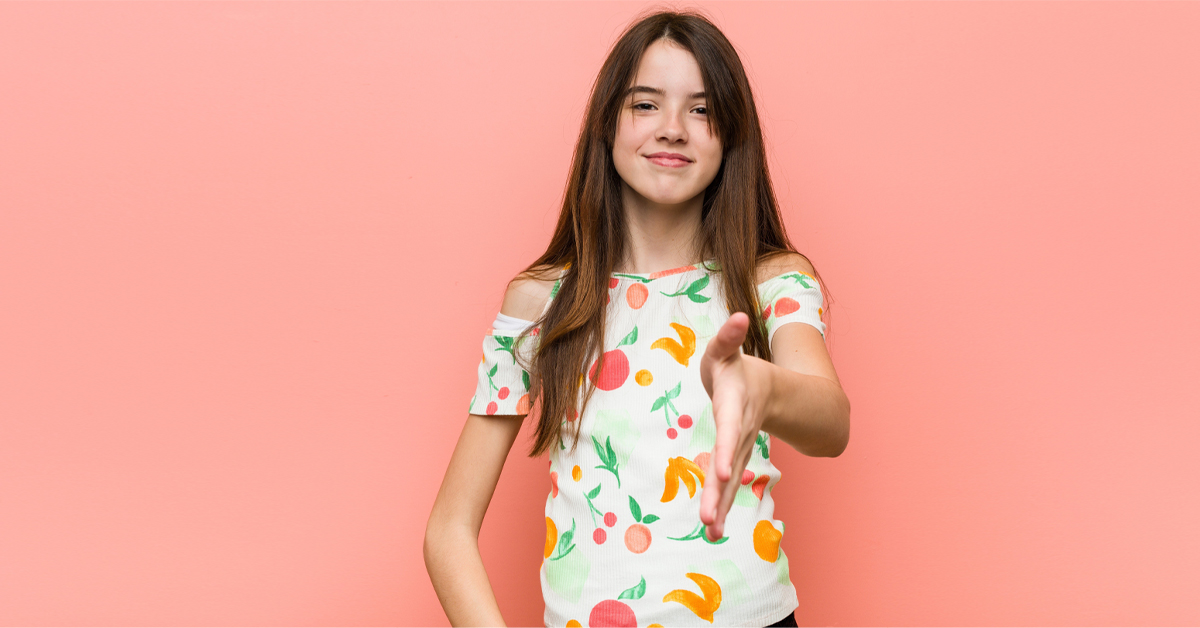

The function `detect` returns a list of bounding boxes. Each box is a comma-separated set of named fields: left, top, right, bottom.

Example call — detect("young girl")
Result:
left=425, top=10, right=850, bottom=627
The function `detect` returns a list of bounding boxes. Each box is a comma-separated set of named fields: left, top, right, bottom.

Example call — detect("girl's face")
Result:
left=612, top=39, right=723, bottom=209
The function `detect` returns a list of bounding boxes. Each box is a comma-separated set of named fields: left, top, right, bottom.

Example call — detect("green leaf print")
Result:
left=651, top=382, right=683, bottom=427
left=522, top=370, right=530, bottom=391
left=755, top=432, right=770, bottom=459
left=611, top=273, right=652, bottom=284
left=617, top=326, right=638, bottom=347
left=629, top=495, right=660, bottom=524
left=549, top=518, right=576, bottom=560
left=617, top=576, right=647, bottom=600
left=592, top=435, right=621, bottom=488
left=486, top=364, right=499, bottom=392
left=583, top=483, right=605, bottom=527
left=785, top=272, right=814, bottom=289
left=660, top=274, right=711, bottom=303
left=667, top=521, right=730, bottom=544
left=494, top=336, right=517, bottom=363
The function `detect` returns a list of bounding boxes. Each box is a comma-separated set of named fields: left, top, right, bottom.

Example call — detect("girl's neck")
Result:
left=617, top=183, right=705, bottom=274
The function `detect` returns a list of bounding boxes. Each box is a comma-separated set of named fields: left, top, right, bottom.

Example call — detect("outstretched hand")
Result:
left=698, top=311, right=774, bottom=541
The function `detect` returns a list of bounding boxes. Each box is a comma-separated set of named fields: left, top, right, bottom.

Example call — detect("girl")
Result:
left=425, top=10, right=850, bottom=627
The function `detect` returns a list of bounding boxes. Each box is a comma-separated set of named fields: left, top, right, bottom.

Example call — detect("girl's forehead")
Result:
left=630, top=43, right=705, bottom=95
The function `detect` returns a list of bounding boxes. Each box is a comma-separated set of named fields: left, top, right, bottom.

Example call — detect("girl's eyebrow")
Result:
left=626, top=85, right=706, bottom=99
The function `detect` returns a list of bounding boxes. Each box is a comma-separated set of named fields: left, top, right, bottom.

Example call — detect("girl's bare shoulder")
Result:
left=500, top=263, right=563, bottom=320
left=754, top=251, right=817, bottom=285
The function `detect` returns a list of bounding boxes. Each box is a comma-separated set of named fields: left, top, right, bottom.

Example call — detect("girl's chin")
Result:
left=629, top=188, right=704, bottom=208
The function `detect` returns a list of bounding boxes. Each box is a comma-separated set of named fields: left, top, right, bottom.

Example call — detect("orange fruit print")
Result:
left=626, top=283, right=649, bottom=308
left=753, top=520, right=783, bottom=562
left=545, top=517, right=558, bottom=558
left=624, top=523, right=651, bottom=553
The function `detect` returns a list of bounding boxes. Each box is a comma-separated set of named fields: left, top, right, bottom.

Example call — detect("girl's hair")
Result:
left=514, top=9, right=830, bottom=458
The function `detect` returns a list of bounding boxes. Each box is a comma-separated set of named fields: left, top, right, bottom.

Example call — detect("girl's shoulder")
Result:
left=500, top=264, right=564, bottom=321
left=754, top=251, right=817, bottom=286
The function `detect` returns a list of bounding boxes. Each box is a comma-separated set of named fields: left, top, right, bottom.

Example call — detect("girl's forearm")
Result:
left=760, top=363, right=851, bottom=458
left=423, top=525, right=507, bottom=626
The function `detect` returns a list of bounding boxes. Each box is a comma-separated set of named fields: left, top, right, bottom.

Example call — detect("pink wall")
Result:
left=1, top=1, right=1197, bottom=625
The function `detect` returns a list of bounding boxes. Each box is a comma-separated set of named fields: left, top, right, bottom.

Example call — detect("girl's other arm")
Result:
left=424, top=412, right=523, bottom=626
left=423, top=273, right=556, bottom=626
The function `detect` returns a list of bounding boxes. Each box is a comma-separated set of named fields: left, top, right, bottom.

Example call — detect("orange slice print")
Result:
left=650, top=323, right=696, bottom=367
left=663, top=572, right=722, bottom=622
left=660, top=456, right=706, bottom=502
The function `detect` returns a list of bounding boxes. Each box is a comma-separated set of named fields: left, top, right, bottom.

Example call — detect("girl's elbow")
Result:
left=824, top=395, right=851, bottom=458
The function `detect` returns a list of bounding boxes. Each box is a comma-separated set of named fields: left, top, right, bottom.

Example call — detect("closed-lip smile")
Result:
left=645, top=152, right=692, bottom=167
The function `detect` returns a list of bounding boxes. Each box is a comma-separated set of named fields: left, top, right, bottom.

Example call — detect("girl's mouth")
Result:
left=647, top=156, right=691, bottom=168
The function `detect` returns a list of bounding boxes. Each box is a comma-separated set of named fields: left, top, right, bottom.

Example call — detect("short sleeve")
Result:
left=468, top=324, right=539, bottom=416
left=757, top=271, right=826, bottom=347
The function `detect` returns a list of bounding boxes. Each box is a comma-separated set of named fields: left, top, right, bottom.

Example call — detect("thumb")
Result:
left=705, top=312, right=750, bottom=363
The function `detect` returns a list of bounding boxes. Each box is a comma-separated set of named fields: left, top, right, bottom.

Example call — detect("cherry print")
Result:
left=604, top=512, right=616, bottom=527
left=498, top=387, right=509, bottom=400
left=594, top=528, right=607, bottom=544
left=677, top=414, right=693, bottom=429
left=666, top=428, right=678, bottom=439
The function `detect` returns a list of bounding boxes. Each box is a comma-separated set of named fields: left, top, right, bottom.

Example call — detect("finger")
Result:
left=699, top=435, right=724, bottom=526
left=699, top=464, right=722, bottom=526
left=706, top=475, right=736, bottom=541
left=705, top=312, right=750, bottom=363
left=713, top=447, right=749, bottom=536
left=708, top=441, right=751, bottom=540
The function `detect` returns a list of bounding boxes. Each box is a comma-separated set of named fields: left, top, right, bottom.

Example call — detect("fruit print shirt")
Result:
left=469, top=260, right=827, bottom=627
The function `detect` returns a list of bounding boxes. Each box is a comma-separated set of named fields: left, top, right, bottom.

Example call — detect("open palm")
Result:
left=698, top=311, right=772, bottom=541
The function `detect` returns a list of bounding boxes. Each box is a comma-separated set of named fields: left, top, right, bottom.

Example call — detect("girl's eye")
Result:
left=694, top=107, right=708, bottom=115
left=633, top=103, right=655, bottom=111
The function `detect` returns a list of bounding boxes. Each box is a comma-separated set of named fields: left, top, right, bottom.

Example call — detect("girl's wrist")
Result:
left=747, top=355, right=781, bottom=434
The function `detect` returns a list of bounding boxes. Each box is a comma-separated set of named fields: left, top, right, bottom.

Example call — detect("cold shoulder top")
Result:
left=469, top=260, right=826, bottom=627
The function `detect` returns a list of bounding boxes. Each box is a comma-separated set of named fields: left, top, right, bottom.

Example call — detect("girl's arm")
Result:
left=760, top=321, right=850, bottom=457
left=424, top=412, right=523, bottom=626
left=424, top=273, right=556, bottom=626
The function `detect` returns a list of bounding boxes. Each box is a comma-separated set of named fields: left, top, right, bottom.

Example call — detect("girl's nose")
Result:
left=656, top=109, right=688, bottom=143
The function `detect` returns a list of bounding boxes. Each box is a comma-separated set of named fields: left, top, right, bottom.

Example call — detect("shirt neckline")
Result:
left=610, top=258, right=719, bottom=282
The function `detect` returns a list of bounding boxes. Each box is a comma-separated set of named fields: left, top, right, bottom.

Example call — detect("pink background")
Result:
left=2, top=1, right=1198, bottom=625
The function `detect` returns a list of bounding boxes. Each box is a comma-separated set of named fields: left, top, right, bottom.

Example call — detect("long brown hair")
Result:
left=513, top=9, right=831, bottom=458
